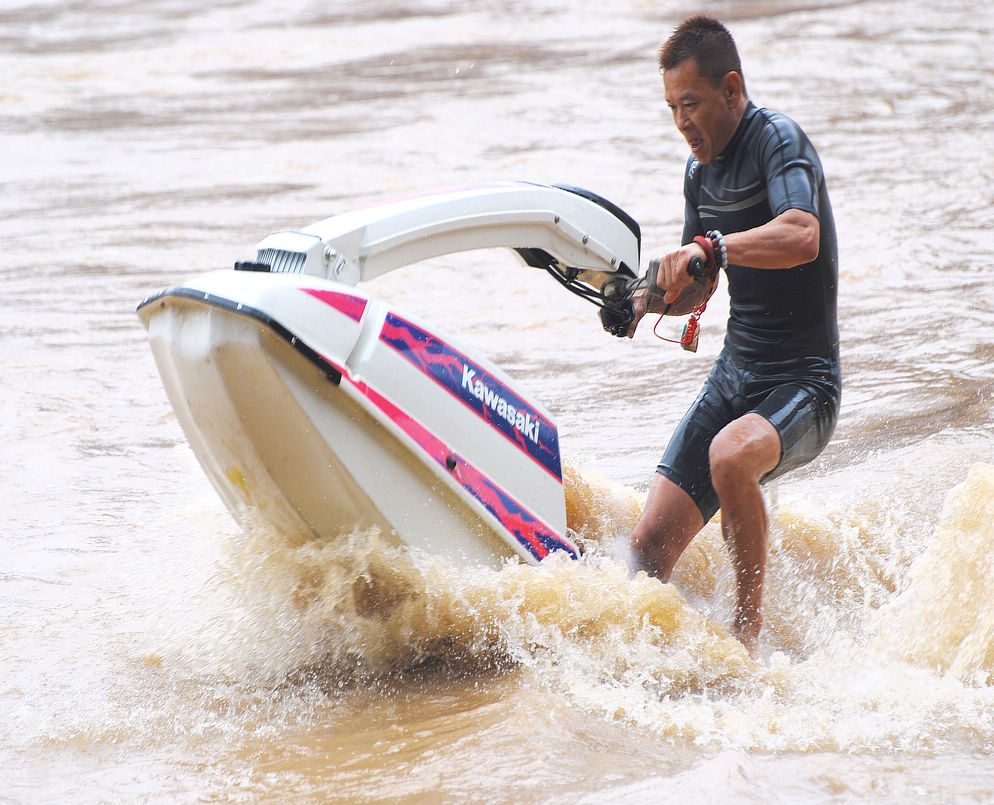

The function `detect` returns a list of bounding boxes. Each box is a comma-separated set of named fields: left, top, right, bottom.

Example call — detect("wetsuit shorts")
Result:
left=657, top=351, right=841, bottom=522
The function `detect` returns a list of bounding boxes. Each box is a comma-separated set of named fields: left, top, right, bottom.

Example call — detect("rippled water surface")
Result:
left=3, top=1, right=994, bottom=802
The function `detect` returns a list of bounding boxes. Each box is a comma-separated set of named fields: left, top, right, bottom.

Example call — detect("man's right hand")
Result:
left=653, top=242, right=709, bottom=305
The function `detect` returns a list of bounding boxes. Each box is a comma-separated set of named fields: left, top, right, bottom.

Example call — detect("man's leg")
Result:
left=708, top=412, right=781, bottom=654
left=631, top=472, right=705, bottom=582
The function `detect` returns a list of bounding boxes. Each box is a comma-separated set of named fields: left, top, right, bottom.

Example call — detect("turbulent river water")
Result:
left=3, top=1, right=994, bottom=802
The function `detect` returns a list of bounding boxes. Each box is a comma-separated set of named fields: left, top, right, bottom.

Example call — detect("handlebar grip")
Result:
left=646, top=255, right=709, bottom=300
left=687, top=256, right=707, bottom=278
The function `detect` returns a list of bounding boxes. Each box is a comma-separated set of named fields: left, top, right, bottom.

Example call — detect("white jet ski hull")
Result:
left=139, top=270, right=576, bottom=566
left=138, top=181, right=643, bottom=567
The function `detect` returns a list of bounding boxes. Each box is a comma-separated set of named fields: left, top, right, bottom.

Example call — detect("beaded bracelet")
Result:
left=706, top=229, right=728, bottom=270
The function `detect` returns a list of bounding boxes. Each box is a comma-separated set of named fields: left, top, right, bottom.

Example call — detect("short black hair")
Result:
left=658, top=15, right=747, bottom=96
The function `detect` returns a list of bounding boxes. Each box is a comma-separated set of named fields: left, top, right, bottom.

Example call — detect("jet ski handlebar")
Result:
left=237, top=182, right=642, bottom=287
left=598, top=256, right=707, bottom=337
left=231, top=180, right=708, bottom=338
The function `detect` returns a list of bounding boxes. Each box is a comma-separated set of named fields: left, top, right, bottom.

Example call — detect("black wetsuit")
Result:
left=658, top=102, right=841, bottom=520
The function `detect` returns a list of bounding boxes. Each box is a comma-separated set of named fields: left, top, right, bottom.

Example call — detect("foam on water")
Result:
left=68, top=461, right=993, bottom=762
left=870, top=464, right=994, bottom=685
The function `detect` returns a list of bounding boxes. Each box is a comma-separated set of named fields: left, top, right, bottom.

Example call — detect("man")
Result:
left=626, top=15, right=840, bottom=655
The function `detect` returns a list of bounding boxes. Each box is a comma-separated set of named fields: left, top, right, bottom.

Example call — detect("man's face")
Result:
left=663, top=58, right=741, bottom=164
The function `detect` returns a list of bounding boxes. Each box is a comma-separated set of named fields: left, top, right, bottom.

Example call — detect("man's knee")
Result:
left=708, top=414, right=781, bottom=491
left=631, top=473, right=704, bottom=580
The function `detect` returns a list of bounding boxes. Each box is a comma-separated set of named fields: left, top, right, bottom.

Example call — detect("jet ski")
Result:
left=137, top=181, right=645, bottom=568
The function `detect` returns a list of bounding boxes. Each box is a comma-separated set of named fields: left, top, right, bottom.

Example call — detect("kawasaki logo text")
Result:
left=461, top=364, right=540, bottom=443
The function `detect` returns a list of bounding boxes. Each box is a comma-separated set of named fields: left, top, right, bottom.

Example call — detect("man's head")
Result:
left=659, top=16, right=749, bottom=164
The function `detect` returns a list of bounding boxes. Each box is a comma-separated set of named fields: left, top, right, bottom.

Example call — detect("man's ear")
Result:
left=721, top=71, right=743, bottom=104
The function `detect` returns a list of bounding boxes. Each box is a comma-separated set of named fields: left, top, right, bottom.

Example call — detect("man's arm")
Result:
left=723, top=208, right=819, bottom=269
left=625, top=207, right=819, bottom=338
left=654, top=208, right=819, bottom=303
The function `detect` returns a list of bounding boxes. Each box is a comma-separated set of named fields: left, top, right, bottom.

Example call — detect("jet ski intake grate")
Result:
left=257, top=247, right=307, bottom=273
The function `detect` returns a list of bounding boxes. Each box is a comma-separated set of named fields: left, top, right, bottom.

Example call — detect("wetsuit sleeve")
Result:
left=759, top=117, right=823, bottom=220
